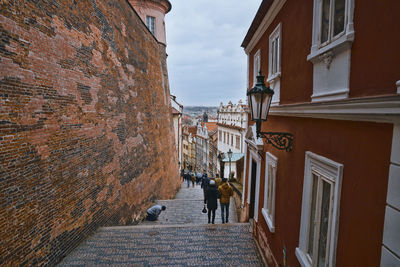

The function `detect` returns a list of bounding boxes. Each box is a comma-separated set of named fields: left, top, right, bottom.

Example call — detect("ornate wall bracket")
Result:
left=318, top=50, right=334, bottom=69
left=257, top=131, right=294, bottom=152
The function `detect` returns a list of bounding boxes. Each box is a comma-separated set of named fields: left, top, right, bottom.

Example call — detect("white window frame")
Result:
left=308, top=0, right=354, bottom=61
left=267, top=23, right=281, bottom=82
left=146, top=16, right=156, bottom=35
left=262, top=152, right=277, bottom=233
left=296, top=152, right=343, bottom=267
left=267, top=23, right=282, bottom=105
left=247, top=149, right=261, bottom=222
left=253, top=49, right=261, bottom=85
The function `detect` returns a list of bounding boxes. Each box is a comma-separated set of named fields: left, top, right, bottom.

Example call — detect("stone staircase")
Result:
left=58, top=183, right=265, bottom=266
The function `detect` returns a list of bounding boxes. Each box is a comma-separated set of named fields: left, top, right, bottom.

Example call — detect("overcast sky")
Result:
left=165, top=0, right=261, bottom=107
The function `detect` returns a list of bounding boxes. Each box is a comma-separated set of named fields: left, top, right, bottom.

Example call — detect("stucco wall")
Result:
left=246, top=115, right=392, bottom=267
left=0, top=0, right=179, bottom=265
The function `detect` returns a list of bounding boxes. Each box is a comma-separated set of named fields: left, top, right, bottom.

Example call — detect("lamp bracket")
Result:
left=257, top=131, right=293, bottom=152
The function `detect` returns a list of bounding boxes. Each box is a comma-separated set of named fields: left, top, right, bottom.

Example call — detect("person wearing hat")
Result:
left=205, top=180, right=220, bottom=224
left=218, top=178, right=233, bottom=223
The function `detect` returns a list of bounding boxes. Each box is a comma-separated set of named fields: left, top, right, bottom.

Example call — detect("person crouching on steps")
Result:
left=146, top=205, right=166, bottom=221
left=205, top=180, right=219, bottom=224
left=218, top=178, right=233, bottom=223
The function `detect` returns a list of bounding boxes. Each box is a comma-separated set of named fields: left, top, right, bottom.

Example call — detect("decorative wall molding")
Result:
left=318, top=50, right=334, bottom=69
left=244, top=0, right=287, bottom=55
left=269, top=95, right=400, bottom=123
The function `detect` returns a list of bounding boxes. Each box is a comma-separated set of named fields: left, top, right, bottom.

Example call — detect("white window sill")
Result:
left=307, top=31, right=354, bottom=63
left=262, top=208, right=275, bottom=233
left=267, top=72, right=281, bottom=83
left=295, top=247, right=311, bottom=267
left=311, top=88, right=349, bottom=102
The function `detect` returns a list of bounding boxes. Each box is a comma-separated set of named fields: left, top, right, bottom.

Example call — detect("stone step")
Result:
left=102, top=222, right=251, bottom=230
left=59, top=224, right=263, bottom=266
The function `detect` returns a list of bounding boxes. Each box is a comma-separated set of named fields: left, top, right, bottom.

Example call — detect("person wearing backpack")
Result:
left=218, top=178, right=233, bottom=223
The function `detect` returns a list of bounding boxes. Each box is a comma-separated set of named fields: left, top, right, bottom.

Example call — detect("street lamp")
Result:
left=217, top=153, right=225, bottom=178
left=247, top=72, right=293, bottom=152
left=227, top=149, right=233, bottom=179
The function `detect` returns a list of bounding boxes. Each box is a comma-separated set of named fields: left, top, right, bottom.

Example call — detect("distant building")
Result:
left=217, top=100, right=248, bottom=180
left=128, top=0, right=171, bottom=45
left=202, top=112, right=208, bottom=122
left=217, top=100, right=248, bottom=154
left=182, top=125, right=196, bottom=171
left=202, top=122, right=218, bottom=177
left=195, top=123, right=209, bottom=173
left=241, top=1, right=400, bottom=266
left=171, top=95, right=183, bottom=170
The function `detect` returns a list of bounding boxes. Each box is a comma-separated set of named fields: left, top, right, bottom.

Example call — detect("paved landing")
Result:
left=58, top=224, right=262, bottom=266
left=59, top=182, right=264, bottom=266
left=142, top=184, right=238, bottom=225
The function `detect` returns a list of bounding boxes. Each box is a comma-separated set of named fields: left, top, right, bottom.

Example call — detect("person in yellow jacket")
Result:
left=218, top=178, right=233, bottom=223
left=214, top=174, right=222, bottom=187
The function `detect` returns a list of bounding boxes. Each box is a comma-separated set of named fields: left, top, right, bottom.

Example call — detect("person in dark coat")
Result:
left=205, top=180, right=220, bottom=224
left=184, top=172, right=191, bottom=188
left=201, top=173, right=210, bottom=201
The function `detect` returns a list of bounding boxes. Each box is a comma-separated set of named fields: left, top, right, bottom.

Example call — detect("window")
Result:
left=267, top=23, right=282, bottom=105
left=253, top=50, right=261, bottom=85
left=296, top=152, right=343, bottom=267
left=224, top=132, right=226, bottom=143
left=262, top=152, right=277, bottom=232
left=320, top=0, right=346, bottom=46
left=146, top=16, right=155, bottom=35
left=236, top=136, right=240, bottom=150
left=307, top=0, right=354, bottom=102
left=231, top=135, right=233, bottom=146
left=268, top=23, right=281, bottom=79
left=219, top=130, right=222, bottom=141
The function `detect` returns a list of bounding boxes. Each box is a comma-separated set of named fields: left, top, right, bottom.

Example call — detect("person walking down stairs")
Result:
left=205, top=180, right=220, bottom=224
left=218, top=178, right=233, bottom=224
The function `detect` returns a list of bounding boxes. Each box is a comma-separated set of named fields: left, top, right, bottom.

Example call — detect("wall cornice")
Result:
left=269, top=95, right=400, bottom=123
left=244, top=0, right=287, bottom=55
left=217, top=123, right=246, bottom=131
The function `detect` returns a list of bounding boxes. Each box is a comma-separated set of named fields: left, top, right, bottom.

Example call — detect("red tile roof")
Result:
left=201, top=122, right=218, bottom=133
left=188, top=126, right=197, bottom=135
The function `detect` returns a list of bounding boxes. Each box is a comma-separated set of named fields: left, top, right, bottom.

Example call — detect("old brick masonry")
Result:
left=0, top=0, right=180, bottom=265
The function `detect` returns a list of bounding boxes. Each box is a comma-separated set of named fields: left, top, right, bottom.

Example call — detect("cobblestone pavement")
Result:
left=142, top=183, right=238, bottom=225
left=59, top=183, right=264, bottom=266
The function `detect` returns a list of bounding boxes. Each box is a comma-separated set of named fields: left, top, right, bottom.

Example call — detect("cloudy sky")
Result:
left=165, top=0, right=261, bottom=107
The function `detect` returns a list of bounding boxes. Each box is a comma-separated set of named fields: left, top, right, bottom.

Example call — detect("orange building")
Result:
left=241, top=1, right=400, bottom=266
left=128, top=0, right=171, bottom=45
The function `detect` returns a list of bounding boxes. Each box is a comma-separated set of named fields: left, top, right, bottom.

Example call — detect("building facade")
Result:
left=203, top=122, right=218, bottom=177
left=171, top=95, right=183, bottom=169
left=217, top=101, right=248, bottom=179
left=241, top=1, right=400, bottom=267
left=182, top=125, right=196, bottom=171
left=217, top=101, right=248, bottom=154
left=195, top=123, right=209, bottom=173
left=128, top=0, right=171, bottom=45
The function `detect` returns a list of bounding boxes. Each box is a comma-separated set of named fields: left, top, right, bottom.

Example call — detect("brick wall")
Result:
left=0, top=0, right=180, bottom=265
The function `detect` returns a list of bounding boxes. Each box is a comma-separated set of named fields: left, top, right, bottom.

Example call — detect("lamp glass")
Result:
left=227, top=149, right=233, bottom=159
left=260, top=92, right=273, bottom=121
left=250, top=93, right=261, bottom=120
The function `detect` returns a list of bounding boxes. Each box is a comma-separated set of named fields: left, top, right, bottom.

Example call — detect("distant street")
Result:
left=58, top=183, right=264, bottom=266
